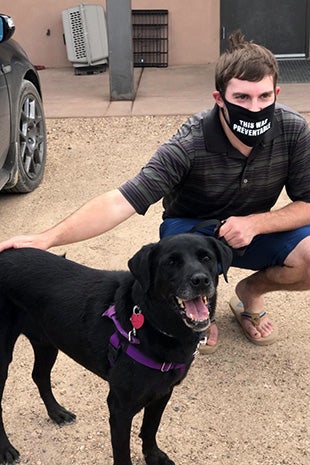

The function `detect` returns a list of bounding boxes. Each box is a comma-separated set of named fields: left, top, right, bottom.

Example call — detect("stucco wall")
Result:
left=0, top=0, right=219, bottom=67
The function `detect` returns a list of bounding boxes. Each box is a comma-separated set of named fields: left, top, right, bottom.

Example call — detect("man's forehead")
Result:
left=226, top=76, right=275, bottom=95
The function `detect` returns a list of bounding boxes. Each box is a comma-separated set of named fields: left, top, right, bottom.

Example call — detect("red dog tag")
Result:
left=130, top=312, right=145, bottom=329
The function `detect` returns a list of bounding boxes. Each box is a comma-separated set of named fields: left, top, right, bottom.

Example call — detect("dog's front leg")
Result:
left=140, top=390, right=175, bottom=465
left=107, top=390, right=134, bottom=465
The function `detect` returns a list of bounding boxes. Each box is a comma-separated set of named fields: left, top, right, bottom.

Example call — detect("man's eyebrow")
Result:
left=232, top=90, right=274, bottom=97
left=232, top=92, right=249, bottom=97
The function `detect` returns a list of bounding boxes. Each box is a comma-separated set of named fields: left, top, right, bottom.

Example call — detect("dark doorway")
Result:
left=220, top=0, right=310, bottom=58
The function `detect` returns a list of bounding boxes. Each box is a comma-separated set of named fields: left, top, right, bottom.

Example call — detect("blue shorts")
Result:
left=159, top=218, right=310, bottom=271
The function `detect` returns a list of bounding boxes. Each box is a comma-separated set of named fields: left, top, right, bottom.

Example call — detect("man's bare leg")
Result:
left=235, top=237, right=310, bottom=340
left=207, top=322, right=218, bottom=346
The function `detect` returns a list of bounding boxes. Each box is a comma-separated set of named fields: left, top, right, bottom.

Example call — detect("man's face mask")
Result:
left=221, top=95, right=275, bottom=147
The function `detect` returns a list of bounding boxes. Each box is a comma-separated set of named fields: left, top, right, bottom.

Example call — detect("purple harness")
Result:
left=103, top=305, right=187, bottom=374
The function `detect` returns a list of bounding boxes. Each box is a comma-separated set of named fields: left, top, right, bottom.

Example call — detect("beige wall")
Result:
left=0, top=0, right=219, bottom=67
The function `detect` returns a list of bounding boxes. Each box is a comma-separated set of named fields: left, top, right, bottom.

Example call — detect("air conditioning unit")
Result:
left=62, top=3, right=108, bottom=74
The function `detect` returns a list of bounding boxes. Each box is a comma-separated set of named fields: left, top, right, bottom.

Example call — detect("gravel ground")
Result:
left=0, top=115, right=309, bottom=465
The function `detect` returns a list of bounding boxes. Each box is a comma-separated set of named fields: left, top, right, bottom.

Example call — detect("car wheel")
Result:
left=6, top=80, right=47, bottom=193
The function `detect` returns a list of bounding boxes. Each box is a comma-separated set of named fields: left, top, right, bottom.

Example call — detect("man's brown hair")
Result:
left=215, top=31, right=279, bottom=95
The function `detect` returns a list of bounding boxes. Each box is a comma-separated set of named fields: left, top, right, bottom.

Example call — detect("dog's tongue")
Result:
left=184, top=297, right=209, bottom=320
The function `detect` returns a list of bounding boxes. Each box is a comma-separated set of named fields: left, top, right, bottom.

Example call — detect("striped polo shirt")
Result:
left=119, top=104, right=310, bottom=220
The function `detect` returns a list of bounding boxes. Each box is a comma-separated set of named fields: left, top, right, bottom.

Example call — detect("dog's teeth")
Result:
left=176, top=297, right=185, bottom=308
left=203, top=296, right=208, bottom=305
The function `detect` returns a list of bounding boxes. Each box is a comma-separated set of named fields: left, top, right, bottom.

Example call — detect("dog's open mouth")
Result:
left=176, top=296, right=210, bottom=331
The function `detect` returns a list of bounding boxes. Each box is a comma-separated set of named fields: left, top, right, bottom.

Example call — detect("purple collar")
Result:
left=103, top=305, right=187, bottom=374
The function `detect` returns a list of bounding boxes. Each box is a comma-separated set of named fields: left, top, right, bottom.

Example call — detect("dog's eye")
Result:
left=165, top=254, right=180, bottom=267
left=197, top=250, right=211, bottom=263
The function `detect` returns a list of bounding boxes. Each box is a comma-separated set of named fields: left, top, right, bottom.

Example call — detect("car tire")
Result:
left=5, top=80, right=47, bottom=193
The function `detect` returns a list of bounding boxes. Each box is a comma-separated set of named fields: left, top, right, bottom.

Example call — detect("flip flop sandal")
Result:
left=199, top=318, right=218, bottom=354
left=229, top=295, right=278, bottom=346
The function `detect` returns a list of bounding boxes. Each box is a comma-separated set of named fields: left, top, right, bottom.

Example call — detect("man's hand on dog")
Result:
left=0, top=234, right=48, bottom=252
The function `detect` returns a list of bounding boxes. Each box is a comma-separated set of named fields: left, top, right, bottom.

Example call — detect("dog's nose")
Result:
left=190, top=273, right=210, bottom=287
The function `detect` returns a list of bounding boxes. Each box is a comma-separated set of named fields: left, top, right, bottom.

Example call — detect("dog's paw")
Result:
left=48, top=405, right=76, bottom=425
left=0, top=441, right=20, bottom=465
left=144, top=449, right=175, bottom=465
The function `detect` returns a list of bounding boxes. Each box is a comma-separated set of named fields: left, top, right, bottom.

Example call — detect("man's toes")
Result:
left=242, top=316, right=275, bottom=339
left=242, top=319, right=262, bottom=339
left=259, top=320, right=274, bottom=337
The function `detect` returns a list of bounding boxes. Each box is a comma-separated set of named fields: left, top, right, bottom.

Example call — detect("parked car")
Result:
left=0, top=13, right=46, bottom=193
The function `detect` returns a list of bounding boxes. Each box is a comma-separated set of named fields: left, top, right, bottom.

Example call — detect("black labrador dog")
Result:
left=0, top=233, right=232, bottom=465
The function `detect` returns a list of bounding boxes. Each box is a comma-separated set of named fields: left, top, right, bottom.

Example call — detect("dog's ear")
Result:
left=128, top=242, right=157, bottom=291
left=211, top=238, right=233, bottom=282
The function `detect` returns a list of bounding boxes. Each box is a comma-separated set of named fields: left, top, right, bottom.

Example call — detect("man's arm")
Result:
left=0, top=189, right=136, bottom=252
left=219, top=201, right=310, bottom=249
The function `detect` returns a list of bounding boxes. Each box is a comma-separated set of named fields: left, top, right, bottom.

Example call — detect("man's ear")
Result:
left=212, top=90, right=225, bottom=107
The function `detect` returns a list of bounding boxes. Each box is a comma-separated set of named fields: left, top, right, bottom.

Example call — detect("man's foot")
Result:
left=229, top=296, right=278, bottom=346
left=235, top=280, right=276, bottom=337
left=199, top=320, right=218, bottom=354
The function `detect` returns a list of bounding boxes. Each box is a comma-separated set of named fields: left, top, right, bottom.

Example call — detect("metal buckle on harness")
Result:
left=161, top=362, right=173, bottom=372
left=128, top=329, right=136, bottom=342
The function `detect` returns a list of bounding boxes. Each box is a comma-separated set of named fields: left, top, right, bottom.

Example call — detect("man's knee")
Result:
left=284, top=236, right=310, bottom=282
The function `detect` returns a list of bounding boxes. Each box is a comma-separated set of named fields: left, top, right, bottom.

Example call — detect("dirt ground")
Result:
left=0, top=115, right=309, bottom=465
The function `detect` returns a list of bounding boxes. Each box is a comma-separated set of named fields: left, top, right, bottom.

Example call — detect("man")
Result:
left=1, top=32, right=309, bottom=352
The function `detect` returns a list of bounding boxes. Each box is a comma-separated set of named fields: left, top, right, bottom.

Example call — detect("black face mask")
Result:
left=221, top=96, right=275, bottom=147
